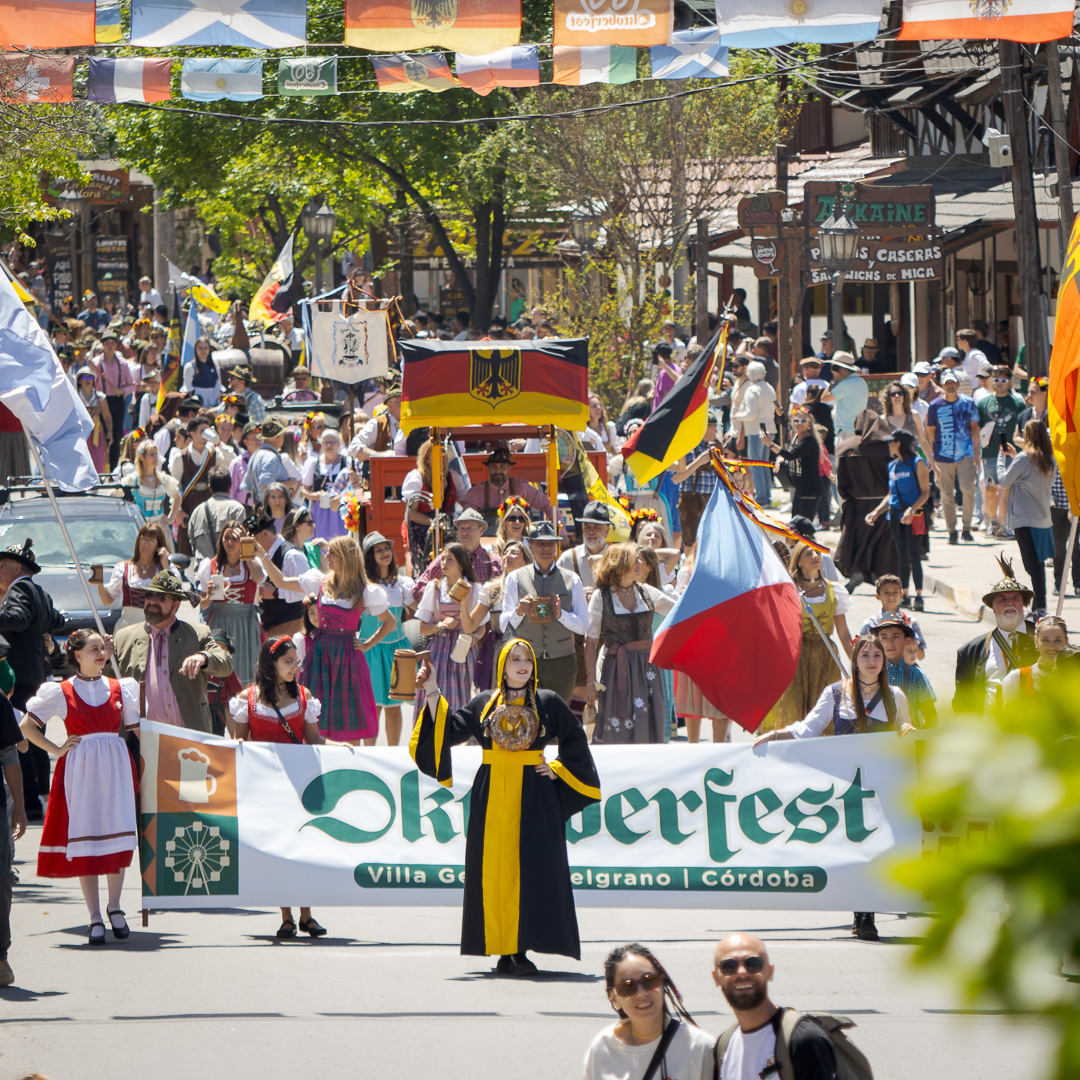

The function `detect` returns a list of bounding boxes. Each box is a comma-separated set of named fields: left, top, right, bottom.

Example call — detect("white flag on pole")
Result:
left=0, top=270, right=97, bottom=490
left=309, top=306, right=393, bottom=385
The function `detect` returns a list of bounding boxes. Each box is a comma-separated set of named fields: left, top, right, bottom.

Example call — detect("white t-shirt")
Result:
left=583, top=1022, right=715, bottom=1080
left=718, top=1019, right=778, bottom=1080
left=788, top=378, right=828, bottom=407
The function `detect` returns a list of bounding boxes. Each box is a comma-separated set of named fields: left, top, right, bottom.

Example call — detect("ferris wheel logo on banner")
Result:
left=309, top=306, right=393, bottom=385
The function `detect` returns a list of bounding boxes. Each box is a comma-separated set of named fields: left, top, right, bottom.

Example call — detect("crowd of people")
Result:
left=0, top=280, right=1072, bottom=1004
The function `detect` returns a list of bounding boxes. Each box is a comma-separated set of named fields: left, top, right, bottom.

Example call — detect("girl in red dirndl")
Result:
left=20, top=630, right=141, bottom=946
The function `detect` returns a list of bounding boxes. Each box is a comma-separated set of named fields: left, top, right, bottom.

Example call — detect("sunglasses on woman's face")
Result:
left=612, top=972, right=664, bottom=997
left=888, top=391, right=905, bottom=398
left=506, top=515, right=527, bottom=524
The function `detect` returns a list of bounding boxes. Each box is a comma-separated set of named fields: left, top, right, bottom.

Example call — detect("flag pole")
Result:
left=801, top=596, right=849, bottom=678
left=22, top=430, right=121, bottom=679
left=1056, top=516, right=1078, bottom=618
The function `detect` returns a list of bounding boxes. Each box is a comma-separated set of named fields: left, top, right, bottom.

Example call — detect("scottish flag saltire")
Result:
left=0, top=268, right=97, bottom=491
left=131, top=0, right=306, bottom=47
left=713, top=0, right=882, bottom=46
left=650, top=29, right=729, bottom=80
left=650, top=479, right=802, bottom=731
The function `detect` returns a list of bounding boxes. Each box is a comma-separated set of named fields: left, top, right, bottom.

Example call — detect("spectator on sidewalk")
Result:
left=925, top=371, right=980, bottom=545
left=955, top=329, right=988, bottom=378
left=822, top=354, right=867, bottom=444
left=977, top=365, right=1026, bottom=538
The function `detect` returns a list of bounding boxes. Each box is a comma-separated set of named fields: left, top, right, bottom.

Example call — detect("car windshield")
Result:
left=0, top=511, right=139, bottom=567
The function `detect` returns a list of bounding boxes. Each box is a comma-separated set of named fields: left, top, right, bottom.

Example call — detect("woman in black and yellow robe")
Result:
left=411, top=637, right=601, bottom=975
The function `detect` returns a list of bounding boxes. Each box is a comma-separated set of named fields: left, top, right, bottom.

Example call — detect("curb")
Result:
left=923, top=570, right=991, bottom=625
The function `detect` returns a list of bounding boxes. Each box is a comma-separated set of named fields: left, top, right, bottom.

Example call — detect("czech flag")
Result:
left=454, top=45, right=538, bottom=96
left=621, top=323, right=725, bottom=484
left=651, top=475, right=802, bottom=731
left=1050, top=213, right=1080, bottom=513
left=88, top=59, right=173, bottom=103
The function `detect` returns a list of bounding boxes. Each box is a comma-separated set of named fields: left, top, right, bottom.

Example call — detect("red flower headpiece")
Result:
left=630, top=508, right=660, bottom=527
left=497, top=495, right=531, bottom=518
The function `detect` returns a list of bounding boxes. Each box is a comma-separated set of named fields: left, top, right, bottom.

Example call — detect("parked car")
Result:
left=0, top=482, right=146, bottom=640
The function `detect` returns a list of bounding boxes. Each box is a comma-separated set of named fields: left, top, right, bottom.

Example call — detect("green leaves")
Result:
left=896, top=669, right=1080, bottom=1080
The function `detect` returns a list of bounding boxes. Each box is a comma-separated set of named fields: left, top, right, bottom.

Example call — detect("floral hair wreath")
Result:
left=616, top=495, right=632, bottom=513
left=303, top=411, right=326, bottom=435
left=130, top=427, right=147, bottom=445
left=302, top=592, right=319, bottom=609
left=268, top=635, right=294, bottom=654
left=497, top=495, right=531, bottom=518
left=630, top=507, right=660, bottom=527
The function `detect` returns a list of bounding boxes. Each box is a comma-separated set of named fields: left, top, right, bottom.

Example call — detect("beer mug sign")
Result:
left=177, top=747, right=217, bottom=804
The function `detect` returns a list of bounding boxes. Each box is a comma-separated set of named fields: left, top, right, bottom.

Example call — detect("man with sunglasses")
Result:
left=713, top=934, right=837, bottom=1080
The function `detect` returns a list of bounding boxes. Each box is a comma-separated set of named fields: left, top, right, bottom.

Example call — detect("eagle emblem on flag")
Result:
left=412, top=0, right=457, bottom=31
left=469, top=348, right=521, bottom=406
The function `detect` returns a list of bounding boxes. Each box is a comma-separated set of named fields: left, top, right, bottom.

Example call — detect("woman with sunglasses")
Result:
left=198, top=523, right=265, bottom=686
left=585, top=943, right=713, bottom=1080
left=414, top=639, right=599, bottom=975
left=882, top=380, right=933, bottom=462
left=495, top=496, right=531, bottom=551
left=230, top=636, right=330, bottom=939
left=760, top=409, right=825, bottom=524
left=300, top=411, right=328, bottom=460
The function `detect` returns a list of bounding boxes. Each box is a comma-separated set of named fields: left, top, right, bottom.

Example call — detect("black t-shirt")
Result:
left=0, top=693, right=21, bottom=752
left=787, top=1014, right=838, bottom=1080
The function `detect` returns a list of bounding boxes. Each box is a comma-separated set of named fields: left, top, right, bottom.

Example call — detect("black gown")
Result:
left=410, top=687, right=601, bottom=959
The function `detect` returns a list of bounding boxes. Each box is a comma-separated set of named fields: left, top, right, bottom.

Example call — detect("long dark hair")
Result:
left=604, top=943, right=696, bottom=1026
left=213, top=522, right=244, bottom=570
left=1022, top=418, right=1054, bottom=476
left=363, top=541, right=398, bottom=583
left=443, top=542, right=477, bottom=583
left=255, top=636, right=298, bottom=706
left=845, top=635, right=897, bottom=732
left=131, top=522, right=169, bottom=566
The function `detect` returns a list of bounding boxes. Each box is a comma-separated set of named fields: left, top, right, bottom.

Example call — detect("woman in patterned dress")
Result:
left=300, top=428, right=354, bottom=542
left=96, top=522, right=171, bottom=631
left=259, top=535, right=395, bottom=743
left=584, top=543, right=675, bottom=744
left=197, top=523, right=265, bottom=686
left=361, top=531, right=415, bottom=746
left=20, top=630, right=141, bottom=946
left=231, top=636, right=330, bottom=939
left=414, top=542, right=489, bottom=717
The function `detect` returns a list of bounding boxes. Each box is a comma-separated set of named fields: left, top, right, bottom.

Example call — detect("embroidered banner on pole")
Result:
left=138, top=721, right=923, bottom=912
left=308, top=305, right=394, bottom=384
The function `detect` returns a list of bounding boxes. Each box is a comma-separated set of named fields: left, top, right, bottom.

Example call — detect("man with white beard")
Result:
left=954, top=554, right=1037, bottom=713
left=557, top=501, right=612, bottom=703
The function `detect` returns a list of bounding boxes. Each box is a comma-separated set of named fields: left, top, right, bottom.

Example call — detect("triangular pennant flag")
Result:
left=650, top=29, right=728, bottom=80
left=552, top=45, right=637, bottom=85
left=371, top=53, right=458, bottom=93
left=454, top=46, right=538, bottom=96
left=131, top=0, right=306, bottom=47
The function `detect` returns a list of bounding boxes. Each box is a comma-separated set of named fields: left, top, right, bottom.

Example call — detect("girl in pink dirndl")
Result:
left=21, top=629, right=141, bottom=946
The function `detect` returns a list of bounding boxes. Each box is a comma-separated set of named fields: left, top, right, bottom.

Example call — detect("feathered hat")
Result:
left=982, top=552, right=1034, bottom=608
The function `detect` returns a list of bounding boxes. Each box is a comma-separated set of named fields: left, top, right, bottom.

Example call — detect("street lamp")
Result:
left=818, top=205, right=860, bottom=347
left=58, top=187, right=84, bottom=218
left=300, top=197, right=337, bottom=295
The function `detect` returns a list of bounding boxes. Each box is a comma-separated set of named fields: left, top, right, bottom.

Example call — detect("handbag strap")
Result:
left=642, top=1018, right=680, bottom=1080
left=267, top=689, right=304, bottom=744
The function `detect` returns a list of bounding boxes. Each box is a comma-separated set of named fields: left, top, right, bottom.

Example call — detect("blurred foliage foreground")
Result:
left=896, top=669, right=1080, bottom=1080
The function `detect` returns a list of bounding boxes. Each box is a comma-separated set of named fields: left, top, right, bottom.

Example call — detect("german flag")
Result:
left=622, top=324, right=726, bottom=485
left=399, top=338, right=589, bottom=434
left=1050, top=213, right=1080, bottom=513
left=345, top=0, right=521, bottom=53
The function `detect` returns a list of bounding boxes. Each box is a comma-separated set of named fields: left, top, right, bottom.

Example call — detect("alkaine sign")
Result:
left=805, top=182, right=936, bottom=231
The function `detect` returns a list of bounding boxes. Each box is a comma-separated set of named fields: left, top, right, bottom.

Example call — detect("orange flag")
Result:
left=345, top=0, right=520, bottom=53
left=1050, top=213, right=1080, bottom=513
left=553, top=0, right=672, bottom=47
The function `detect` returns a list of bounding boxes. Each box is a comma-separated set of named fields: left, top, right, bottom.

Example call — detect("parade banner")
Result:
left=553, top=0, right=672, bottom=47
left=399, top=337, right=590, bottom=433
left=308, top=305, right=393, bottom=383
left=139, top=721, right=923, bottom=913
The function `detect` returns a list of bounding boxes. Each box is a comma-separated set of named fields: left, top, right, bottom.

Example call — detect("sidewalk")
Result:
left=818, top=518, right=1075, bottom=627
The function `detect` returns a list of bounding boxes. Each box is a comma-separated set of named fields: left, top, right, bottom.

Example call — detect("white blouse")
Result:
left=369, top=573, right=415, bottom=610
left=416, top=579, right=490, bottom=627
left=300, top=454, right=351, bottom=489
left=227, top=692, right=323, bottom=725
left=27, top=677, right=142, bottom=730
left=791, top=683, right=910, bottom=738
left=587, top=582, right=675, bottom=639
left=293, top=631, right=310, bottom=666
left=299, top=567, right=390, bottom=613
left=104, top=561, right=156, bottom=601
left=801, top=579, right=852, bottom=615
left=196, top=558, right=265, bottom=591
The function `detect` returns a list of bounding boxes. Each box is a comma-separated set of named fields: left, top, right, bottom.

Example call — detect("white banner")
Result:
left=139, top=722, right=924, bottom=912
left=308, top=306, right=392, bottom=384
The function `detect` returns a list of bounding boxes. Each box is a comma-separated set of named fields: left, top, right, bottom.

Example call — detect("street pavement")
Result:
left=1, top=515, right=1061, bottom=1079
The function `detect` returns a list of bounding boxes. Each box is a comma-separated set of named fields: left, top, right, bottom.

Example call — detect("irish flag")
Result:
left=898, top=0, right=1073, bottom=41
left=552, top=45, right=637, bottom=85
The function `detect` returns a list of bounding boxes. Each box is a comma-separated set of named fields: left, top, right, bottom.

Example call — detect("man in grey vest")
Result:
left=500, top=520, right=589, bottom=702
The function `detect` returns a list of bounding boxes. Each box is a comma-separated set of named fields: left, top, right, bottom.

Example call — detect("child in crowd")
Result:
left=1002, top=615, right=1069, bottom=699
left=859, top=574, right=926, bottom=660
